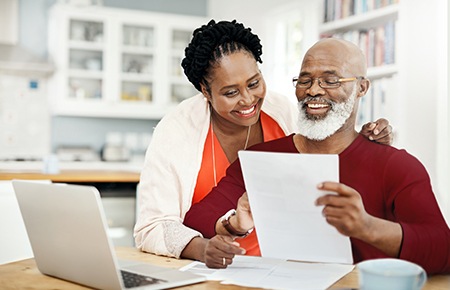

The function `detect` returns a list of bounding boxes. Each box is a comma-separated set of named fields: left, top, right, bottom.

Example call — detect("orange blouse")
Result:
left=192, top=111, right=287, bottom=256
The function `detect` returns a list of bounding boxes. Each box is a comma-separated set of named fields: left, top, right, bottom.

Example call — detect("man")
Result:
left=183, top=38, right=450, bottom=274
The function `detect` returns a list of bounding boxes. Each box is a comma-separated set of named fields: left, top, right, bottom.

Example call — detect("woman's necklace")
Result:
left=210, top=117, right=251, bottom=187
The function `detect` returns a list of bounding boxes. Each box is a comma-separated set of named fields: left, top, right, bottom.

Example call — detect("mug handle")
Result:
left=415, top=268, right=427, bottom=290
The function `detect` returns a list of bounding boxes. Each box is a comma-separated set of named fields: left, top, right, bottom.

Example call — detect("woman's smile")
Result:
left=203, top=50, right=266, bottom=128
left=234, top=103, right=258, bottom=119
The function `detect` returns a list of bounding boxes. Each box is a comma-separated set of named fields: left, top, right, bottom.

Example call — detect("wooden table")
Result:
left=0, top=246, right=448, bottom=290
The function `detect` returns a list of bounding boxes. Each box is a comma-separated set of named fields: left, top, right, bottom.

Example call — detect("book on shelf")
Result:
left=320, top=20, right=396, bottom=69
left=374, top=25, right=385, bottom=67
left=324, top=0, right=399, bottom=22
left=356, top=76, right=394, bottom=128
left=384, top=20, right=395, bottom=65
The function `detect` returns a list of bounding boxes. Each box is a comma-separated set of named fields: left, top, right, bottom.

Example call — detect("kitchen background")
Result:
left=1, top=0, right=208, bottom=160
left=0, top=0, right=449, bottom=260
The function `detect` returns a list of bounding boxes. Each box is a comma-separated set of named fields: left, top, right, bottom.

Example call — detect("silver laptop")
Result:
left=12, top=180, right=205, bottom=290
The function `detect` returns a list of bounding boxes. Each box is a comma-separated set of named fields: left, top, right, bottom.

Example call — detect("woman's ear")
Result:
left=357, top=78, right=370, bottom=98
left=200, top=83, right=211, bottom=102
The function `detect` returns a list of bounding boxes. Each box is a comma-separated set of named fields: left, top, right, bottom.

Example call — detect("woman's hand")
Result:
left=203, top=235, right=245, bottom=268
left=181, top=236, right=245, bottom=269
left=360, top=118, right=393, bottom=145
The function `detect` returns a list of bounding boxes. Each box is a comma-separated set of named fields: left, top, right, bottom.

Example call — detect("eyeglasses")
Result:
left=292, top=76, right=364, bottom=89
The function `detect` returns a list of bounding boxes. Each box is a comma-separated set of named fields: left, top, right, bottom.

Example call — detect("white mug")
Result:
left=357, top=258, right=427, bottom=290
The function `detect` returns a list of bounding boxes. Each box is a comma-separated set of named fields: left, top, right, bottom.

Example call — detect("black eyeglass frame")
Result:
left=292, top=76, right=365, bottom=89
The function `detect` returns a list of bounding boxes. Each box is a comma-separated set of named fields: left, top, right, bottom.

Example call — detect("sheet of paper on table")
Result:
left=238, top=151, right=353, bottom=264
left=180, top=256, right=354, bottom=290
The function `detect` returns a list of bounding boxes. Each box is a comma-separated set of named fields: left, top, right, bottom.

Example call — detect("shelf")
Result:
left=69, top=69, right=104, bottom=79
left=121, top=73, right=153, bottom=82
left=117, top=99, right=152, bottom=105
left=366, top=64, right=398, bottom=79
left=170, top=76, right=192, bottom=85
left=122, top=46, right=154, bottom=55
left=63, top=97, right=104, bottom=103
left=171, top=49, right=185, bottom=56
left=51, top=101, right=177, bottom=119
left=320, top=4, right=399, bottom=34
left=68, top=40, right=104, bottom=51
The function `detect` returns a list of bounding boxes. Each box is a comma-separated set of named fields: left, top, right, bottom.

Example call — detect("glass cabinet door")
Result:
left=70, top=20, right=104, bottom=43
left=68, top=19, right=104, bottom=100
left=121, top=25, right=154, bottom=103
left=170, top=29, right=197, bottom=103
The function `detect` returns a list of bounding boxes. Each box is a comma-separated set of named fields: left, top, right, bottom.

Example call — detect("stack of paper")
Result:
left=181, top=256, right=354, bottom=290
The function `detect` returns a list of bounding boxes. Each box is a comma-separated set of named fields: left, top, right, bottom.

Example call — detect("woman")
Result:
left=134, top=20, right=392, bottom=267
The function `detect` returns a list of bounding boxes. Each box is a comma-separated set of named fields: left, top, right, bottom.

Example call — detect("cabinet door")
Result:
left=48, top=4, right=206, bottom=119
left=68, top=19, right=105, bottom=101
left=169, top=29, right=197, bottom=103
left=120, top=24, right=154, bottom=103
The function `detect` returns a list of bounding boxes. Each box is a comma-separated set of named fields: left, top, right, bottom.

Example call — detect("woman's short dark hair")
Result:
left=181, top=19, right=263, bottom=92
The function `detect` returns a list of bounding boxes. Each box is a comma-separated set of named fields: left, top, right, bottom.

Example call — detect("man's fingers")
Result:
left=322, top=203, right=358, bottom=218
left=317, top=182, right=355, bottom=197
left=316, top=194, right=346, bottom=207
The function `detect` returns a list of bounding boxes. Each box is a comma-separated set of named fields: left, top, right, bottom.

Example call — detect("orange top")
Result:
left=192, top=111, right=287, bottom=256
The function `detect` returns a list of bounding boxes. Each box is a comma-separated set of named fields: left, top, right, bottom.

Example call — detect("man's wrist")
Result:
left=221, top=209, right=253, bottom=238
left=358, top=215, right=381, bottom=244
left=229, top=215, right=251, bottom=234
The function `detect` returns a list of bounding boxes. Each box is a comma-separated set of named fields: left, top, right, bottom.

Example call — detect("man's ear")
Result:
left=200, top=83, right=211, bottom=102
left=357, top=78, right=370, bottom=98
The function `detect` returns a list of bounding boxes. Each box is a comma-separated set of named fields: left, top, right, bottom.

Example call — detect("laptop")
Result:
left=12, top=180, right=205, bottom=290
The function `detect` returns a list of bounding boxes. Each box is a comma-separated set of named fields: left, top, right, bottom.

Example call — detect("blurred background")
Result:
left=0, top=0, right=448, bottom=253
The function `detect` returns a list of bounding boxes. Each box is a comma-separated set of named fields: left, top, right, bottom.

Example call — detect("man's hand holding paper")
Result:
left=237, top=150, right=353, bottom=264
left=317, top=181, right=402, bottom=257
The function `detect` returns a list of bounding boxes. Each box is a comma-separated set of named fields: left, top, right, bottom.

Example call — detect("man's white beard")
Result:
left=297, top=84, right=357, bottom=141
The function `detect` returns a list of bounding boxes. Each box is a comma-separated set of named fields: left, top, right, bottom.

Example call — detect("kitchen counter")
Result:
left=0, top=170, right=140, bottom=183
left=0, top=157, right=144, bottom=183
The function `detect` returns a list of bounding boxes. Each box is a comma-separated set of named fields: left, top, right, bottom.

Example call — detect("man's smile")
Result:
left=305, top=101, right=330, bottom=115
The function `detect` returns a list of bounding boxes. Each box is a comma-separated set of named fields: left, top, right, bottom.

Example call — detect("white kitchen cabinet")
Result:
left=48, top=4, right=205, bottom=119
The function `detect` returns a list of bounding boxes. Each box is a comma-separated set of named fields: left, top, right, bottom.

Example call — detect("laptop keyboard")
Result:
left=121, top=270, right=166, bottom=288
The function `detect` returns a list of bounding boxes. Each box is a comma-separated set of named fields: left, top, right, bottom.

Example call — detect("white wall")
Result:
left=208, top=0, right=301, bottom=41
left=396, top=0, right=448, bottom=220
left=443, top=0, right=450, bottom=222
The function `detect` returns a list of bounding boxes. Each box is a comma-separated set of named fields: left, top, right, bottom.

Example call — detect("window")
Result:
left=262, top=1, right=320, bottom=104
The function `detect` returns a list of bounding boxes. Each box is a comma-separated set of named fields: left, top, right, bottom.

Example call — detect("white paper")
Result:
left=180, top=255, right=285, bottom=281
left=180, top=256, right=354, bottom=290
left=238, top=151, right=353, bottom=264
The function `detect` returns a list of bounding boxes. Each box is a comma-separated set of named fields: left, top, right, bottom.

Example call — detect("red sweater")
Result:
left=184, top=134, right=450, bottom=274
